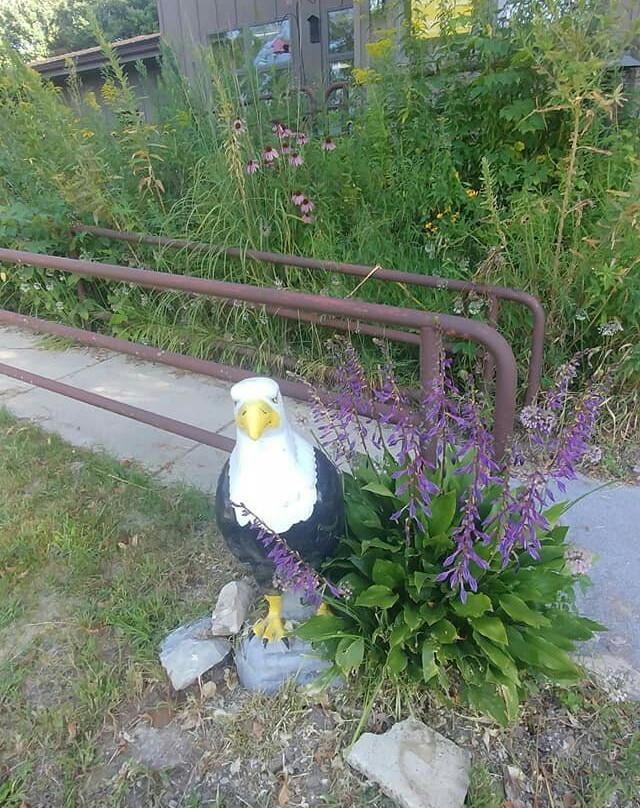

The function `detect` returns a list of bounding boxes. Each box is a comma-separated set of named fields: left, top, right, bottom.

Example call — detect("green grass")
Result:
left=0, top=409, right=638, bottom=807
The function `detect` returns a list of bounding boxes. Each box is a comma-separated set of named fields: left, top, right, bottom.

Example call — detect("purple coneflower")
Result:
left=322, top=137, right=336, bottom=151
left=272, top=121, right=286, bottom=137
left=281, top=141, right=293, bottom=154
left=301, top=213, right=313, bottom=224
left=289, top=152, right=304, bottom=167
left=232, top=117, right=247, bottom=133
left=296, top=133, right=308, bottom=146
left=245, top=159, right=260, bottom=175
left=263, top=145, right=279, bottom=163
left=300, top=197, right=314, bottom=214
left=291, top=191, right=305, bottom=206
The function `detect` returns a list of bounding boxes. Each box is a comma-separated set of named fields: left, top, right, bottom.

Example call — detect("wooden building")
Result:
left=156, top=0, right=393, bottom=90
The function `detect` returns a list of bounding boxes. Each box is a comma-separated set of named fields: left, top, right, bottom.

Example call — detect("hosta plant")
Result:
left=290, top=343, right=608, bottom=725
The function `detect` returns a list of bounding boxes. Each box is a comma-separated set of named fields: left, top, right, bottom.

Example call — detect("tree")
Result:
left=0, top=0, right=59, bottom=59
left=48, top=0, right=158, bottom=56
left=0, top=0, right=158, bottom=60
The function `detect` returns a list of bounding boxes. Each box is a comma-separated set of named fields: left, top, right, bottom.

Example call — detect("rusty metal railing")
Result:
left=0, top=247, right=518, bottom=456
left=72, top=225, right=545, bottom=404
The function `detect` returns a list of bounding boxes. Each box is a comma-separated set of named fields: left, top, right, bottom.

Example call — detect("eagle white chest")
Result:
left=228, top=430, right=318, bottom=535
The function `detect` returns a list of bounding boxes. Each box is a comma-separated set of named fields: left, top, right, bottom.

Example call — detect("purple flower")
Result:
left=289, top=152, right=304, bottom=166
left=232, top=117, right=247, bottom=133
left=322, top=137, right=337, bottom=151
left=245, top=159, right=260, bottom=175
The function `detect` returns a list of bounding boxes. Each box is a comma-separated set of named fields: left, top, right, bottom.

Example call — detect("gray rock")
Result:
left=234, top=633, right=333, bottom=694
left=346, top=718, right=471, bottom=808
left=211, top=579, right=256, bottom=636
left=126, top=725, right=193, bottom=770
left=159, top=617, right=231, bottom=690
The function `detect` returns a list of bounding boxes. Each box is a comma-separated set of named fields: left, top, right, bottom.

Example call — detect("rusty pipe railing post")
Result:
left=419, top=325, right=442, bottom=464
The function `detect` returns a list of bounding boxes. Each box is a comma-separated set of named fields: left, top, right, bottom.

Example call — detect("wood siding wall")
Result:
left=158, top=0, right=355, bottom=86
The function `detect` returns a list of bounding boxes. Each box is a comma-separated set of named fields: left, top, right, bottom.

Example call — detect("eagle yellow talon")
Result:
left=252, top=594, right=286, bottom=643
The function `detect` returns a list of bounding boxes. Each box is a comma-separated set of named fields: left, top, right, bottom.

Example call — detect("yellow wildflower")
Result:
left=465, top=188, right=478, bottom=198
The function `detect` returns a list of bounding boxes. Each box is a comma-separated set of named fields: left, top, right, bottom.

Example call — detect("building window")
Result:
left=327, top=8, right=354, bottom=82
left=210, top=20, right=292, bottom=74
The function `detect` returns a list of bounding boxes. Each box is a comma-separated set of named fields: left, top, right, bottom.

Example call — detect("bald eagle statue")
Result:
left=215, top=377, right=343, bottom=642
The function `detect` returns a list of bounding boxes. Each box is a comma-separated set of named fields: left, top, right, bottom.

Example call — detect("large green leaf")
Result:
left=421, top=640, right=438, bottom=682
left=390, top=622, right=412, bottom=647
left=427, top=491, right=458, bottom=535
left=542, top=501, right=568, bottom=527
left=470, top=616, right=508, bottom=646
left=295, top=615, right=356, bottom=642
left=452, top=592, right=493, bottom=619
left=403, top=605, right=423, bottom=631
left=522, top=631, right=581, bottom=676
left=362, top=481, right=397, bottom=498
left=473, top=633, right=520, bottom=684
left=335, top=637, right=364, bottom=673
left=506, top=626, right=538, bottom=665
left=355, top=585, right=398, bottom=609
left=429, top=619, right=458, bottom=643
left=387, top=646, right=408, bottom=675
left=372, top=559, right=406, bottom=590
left=499, top=594, right=551, bottom=628
left=547, top=611, right=606, bottom=640
left=420, top=603, right=447, bottom=625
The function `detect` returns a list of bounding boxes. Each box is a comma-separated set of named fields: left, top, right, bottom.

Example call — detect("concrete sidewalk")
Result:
left=1, top=325, right=639, bottom=674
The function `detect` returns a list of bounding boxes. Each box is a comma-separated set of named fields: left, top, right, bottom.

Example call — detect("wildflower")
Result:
left=301, top=213, right=313, bottom=224
left=519, top=404, right=557, bottom=436
left=296, top=133, right=308, bottom=146
left=289, top=152, right=304, bottom=167
left=281, top=140, right=293, bottom=154
left=19, top=283, right=30, bottom=293
left=468, top=299, right=484, bottom=315
left=245, top=159, right=260, bottom=174
left=598, top=319, right=623, bottom=336
left=583, top=445, right=603, bottom=464
left=55, top=301, right=64, bottom=311
left=300, top=198, right=314, bottom=214
left=272, top=121, right=286, bottom=137
left=292, top=191, right=305, bottom=206
left=465, top=188, right=478, bottom=198
left=322, top=137, right=336, bottom=151
left=453, top=297, right=464, bottom=314
left=565, top=546, right=593, bottom=576
left=263, top=145, right=279, bottom=163
left=232, top=117, right=246, bottom=133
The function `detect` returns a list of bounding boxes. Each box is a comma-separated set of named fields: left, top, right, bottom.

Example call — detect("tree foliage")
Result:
left=0, top=0, right=158, bottom=60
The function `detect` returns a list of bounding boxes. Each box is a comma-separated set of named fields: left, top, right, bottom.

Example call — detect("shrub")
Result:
left=291, top=343, right=607, bottom=725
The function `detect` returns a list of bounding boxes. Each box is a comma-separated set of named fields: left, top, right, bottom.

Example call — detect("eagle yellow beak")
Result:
left=235, top=399, right=280, bottom=441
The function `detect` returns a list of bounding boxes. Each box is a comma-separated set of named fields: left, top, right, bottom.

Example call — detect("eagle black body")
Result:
left=215, top=447, right=343, bottom=589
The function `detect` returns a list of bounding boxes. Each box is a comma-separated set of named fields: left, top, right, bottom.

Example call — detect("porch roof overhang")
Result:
left=30, top=32, right=161, bottom=80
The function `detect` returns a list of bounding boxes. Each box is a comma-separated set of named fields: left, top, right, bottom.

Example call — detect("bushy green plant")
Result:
left=291, top=345, right=607, bottom=725
left=298, top=454, right=602, bottom=725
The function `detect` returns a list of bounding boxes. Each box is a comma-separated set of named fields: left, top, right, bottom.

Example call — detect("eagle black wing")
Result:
left=214, top=448, right=344, bottom=590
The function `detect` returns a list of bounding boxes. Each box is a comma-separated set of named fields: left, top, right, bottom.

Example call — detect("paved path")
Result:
left=1, top=325, right=639, bottom=674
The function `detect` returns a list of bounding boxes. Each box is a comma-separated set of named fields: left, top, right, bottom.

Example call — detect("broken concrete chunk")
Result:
left=346, top=718, right=471, bottom=808
left=159, top=616, right=231, bottom=690
left=210, top=578, right=256, bottom=636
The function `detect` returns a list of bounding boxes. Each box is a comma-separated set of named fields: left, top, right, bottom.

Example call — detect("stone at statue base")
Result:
left=160, top=617, right=231, bottom=690
left=234, top=632, right=333, bottom=694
